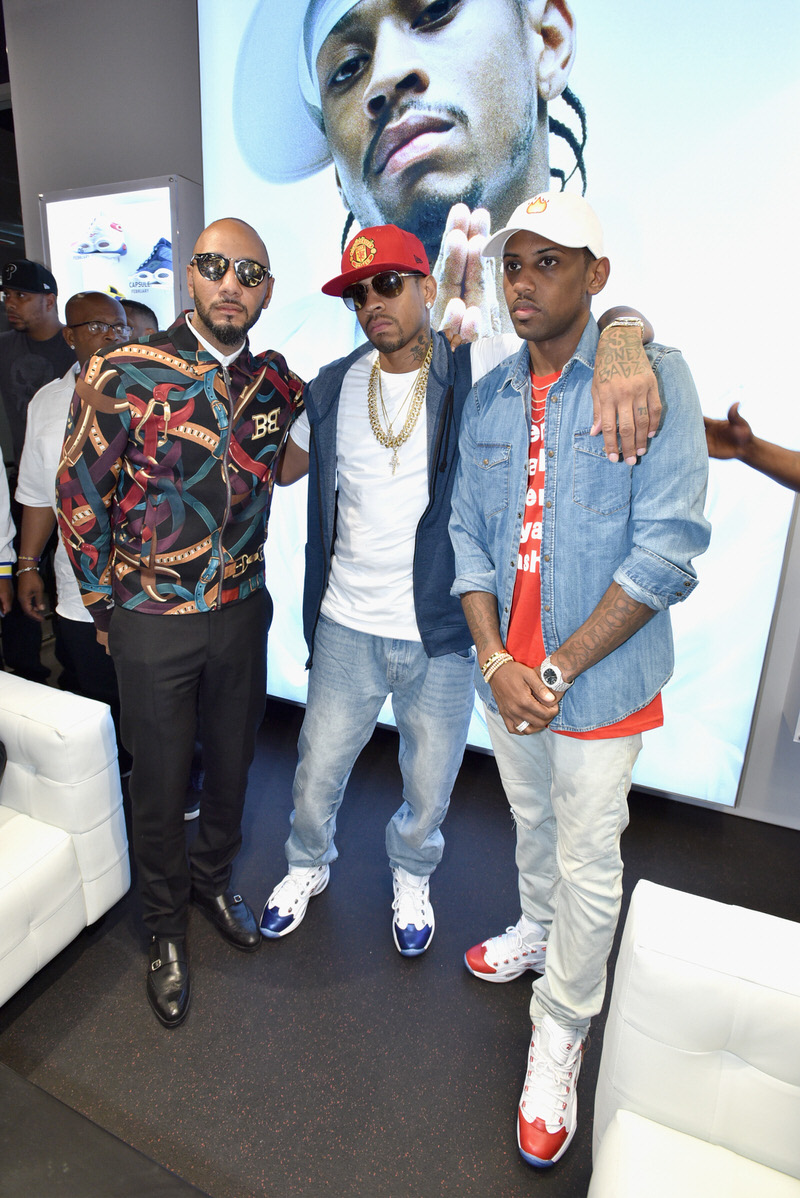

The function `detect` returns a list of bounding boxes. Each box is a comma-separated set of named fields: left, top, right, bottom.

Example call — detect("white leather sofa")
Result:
left=0, top=672, right=130, bottom=1007
left=589, top=879, right=800, bottom=1197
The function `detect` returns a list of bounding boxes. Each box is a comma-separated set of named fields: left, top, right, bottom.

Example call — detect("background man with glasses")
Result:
left=15, top=292, right=131, bottom=764
left=57, top=219, right=304, bottom=1029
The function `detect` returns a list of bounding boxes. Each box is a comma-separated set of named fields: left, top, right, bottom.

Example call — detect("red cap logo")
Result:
left=349, top=236, right=377, bottom=269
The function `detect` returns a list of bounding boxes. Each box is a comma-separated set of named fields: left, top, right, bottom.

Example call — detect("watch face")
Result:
left=542, top=667, right=558, bottom=686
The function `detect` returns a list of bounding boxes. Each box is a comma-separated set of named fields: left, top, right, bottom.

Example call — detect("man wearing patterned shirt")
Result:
left=57, top=218, right=304, bottom=1028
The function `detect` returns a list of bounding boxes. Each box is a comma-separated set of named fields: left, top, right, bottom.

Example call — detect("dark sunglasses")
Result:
left=190, top=253, right=272, bottom=288
left=342, top=271, right=421, bottom=311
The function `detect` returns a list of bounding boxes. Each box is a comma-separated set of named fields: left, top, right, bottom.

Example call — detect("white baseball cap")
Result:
left=233, top=0, right=363, bottom=184
left=482, top=192, right=604, bottom=259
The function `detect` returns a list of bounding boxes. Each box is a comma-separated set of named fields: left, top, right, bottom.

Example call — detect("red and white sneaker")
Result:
left=464, top=920, right=546, bottom=982
left=517, top=1014, right=583, bottom=1167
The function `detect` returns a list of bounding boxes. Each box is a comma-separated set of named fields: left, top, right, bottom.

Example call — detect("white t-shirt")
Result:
left=290, top=334, right=520, bottom=638
left=16, top=364, right=89, bottom=622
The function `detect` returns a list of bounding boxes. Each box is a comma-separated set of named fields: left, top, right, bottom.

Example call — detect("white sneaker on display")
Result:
left=259, top=864, right=329, bottom=938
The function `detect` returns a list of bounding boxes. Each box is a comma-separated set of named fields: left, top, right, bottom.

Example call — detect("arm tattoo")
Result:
left=461, top=591, right=502, bottom=660
left=556, top=584, right=654, bottom=681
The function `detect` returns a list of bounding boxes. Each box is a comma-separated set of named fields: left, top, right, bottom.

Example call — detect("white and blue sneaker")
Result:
left=259, top=864, right=329, bottom=938
left=391, top=867, right=434, bottom=956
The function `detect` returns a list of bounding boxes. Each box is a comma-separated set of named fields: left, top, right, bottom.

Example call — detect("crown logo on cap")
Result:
left=526, top=197, right=548, bottom=215
left=349, top=236, right=377, bottom=269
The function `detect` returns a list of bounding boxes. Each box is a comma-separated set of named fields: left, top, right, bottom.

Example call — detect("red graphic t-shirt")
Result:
left=505, top=370, right=662, bottom=739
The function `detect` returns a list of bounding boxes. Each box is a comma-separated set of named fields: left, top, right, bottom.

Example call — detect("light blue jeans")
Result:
left=485, top=706, right=641, bottom=1034
left=286, top=615, right=476, bottom=876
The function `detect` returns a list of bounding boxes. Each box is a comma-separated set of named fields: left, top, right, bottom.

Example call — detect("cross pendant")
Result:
left=391, top=449, right=399, bottom=475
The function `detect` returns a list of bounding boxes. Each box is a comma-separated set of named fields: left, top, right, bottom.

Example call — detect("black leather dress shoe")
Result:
left=146, top=937, right=190, bottom=1028
left=191, top=888, right=261, bottom=951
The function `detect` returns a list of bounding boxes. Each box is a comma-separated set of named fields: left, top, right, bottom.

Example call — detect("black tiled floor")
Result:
left=1, top=698, right=798, bottom=1197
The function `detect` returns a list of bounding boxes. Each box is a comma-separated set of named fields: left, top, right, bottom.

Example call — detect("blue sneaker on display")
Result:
left=131, top=237, right=173, bottom=285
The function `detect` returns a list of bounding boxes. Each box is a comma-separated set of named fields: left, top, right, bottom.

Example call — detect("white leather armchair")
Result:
left=0, top=672, right=130, bottom=1007
left=589, top=879, right=800, bottom=1197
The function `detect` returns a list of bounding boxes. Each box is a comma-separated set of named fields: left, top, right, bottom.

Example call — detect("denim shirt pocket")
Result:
left=475, top=442, right=512, bottom=518
left=572, top=433, right=632, bottom=515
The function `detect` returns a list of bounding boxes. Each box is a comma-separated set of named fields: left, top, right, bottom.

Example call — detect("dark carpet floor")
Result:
left=1, top=697, right=798, bottom=1198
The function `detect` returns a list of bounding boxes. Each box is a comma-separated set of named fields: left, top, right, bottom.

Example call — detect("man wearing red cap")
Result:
left=258, top=221, right=654, bottom=956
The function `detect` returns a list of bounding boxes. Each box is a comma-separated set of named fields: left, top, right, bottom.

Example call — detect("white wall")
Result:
left=4, top=0, right=202, bottom=263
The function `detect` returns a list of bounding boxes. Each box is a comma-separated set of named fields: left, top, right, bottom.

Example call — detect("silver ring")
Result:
left=515, top=720, right=530, bottom=733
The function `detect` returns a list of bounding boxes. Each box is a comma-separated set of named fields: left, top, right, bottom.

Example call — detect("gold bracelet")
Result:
left=483, top=654, right=514, bottom=684
left=603, top=317, right=645, bottom=337
left=481, top=650, right=513, bottom=678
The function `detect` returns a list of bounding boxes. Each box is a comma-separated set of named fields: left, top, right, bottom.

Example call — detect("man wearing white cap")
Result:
left=233, top=0, right=581, bottom=341
left=450, top=192, right=711, bottom=1167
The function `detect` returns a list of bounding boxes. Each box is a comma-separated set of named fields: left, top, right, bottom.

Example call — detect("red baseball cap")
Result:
left=321, top=225, right=430, bottom=297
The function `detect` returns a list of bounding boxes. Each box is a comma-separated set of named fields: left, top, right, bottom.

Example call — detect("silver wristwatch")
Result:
left=540, top=657, right=573, bottom=693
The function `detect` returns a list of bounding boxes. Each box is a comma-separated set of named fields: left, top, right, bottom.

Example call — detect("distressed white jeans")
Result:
left=485, top=705, right=641, bottom=1033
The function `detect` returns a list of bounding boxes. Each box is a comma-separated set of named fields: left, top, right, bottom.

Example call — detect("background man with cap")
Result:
left=15, top=292, right=132, bottom=762
left=258, top=221, right=649, bottom=957
left=0, top=259, right=76, bottom=681
left=57, top=219, right=304, bottom=1028
left=0, top=259, right=75, bottom=465
left=449, top=192, right=710, bottom=1168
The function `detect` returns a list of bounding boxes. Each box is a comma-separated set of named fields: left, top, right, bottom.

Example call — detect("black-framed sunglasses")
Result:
left=190, top=253, right=272, bottom=288
left=68, top=320, right=132, bottom=337
left=342, top=271, right=421, bottom=312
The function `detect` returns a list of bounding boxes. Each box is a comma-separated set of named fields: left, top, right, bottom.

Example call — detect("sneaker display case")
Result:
left=39, top=175, right=203, bottom=332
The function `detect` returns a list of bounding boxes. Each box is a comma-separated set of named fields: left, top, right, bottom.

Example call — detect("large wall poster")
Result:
left=198, top=0, right=800, bottom=807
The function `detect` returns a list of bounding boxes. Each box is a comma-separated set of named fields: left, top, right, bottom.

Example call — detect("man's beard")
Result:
left=193, top=295, right=260, bottom=347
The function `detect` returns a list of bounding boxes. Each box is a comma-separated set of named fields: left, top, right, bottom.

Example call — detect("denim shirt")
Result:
left=449, top=318, right=710, bottom=731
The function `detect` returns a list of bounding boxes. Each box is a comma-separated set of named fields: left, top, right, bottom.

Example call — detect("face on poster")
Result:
left=198, top=0, right=800, bottom=807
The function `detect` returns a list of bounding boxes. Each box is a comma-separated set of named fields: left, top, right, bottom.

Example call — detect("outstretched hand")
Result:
left=432, top=204, right=501, bottom=346
left=704, top=402, right=752, bottom=460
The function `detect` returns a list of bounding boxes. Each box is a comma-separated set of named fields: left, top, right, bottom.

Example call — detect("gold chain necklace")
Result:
left=367, top=341, right=433, bottom=474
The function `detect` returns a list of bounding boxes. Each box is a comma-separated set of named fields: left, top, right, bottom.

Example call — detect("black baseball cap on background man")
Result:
left=1, top=260, right=58, bottom=295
